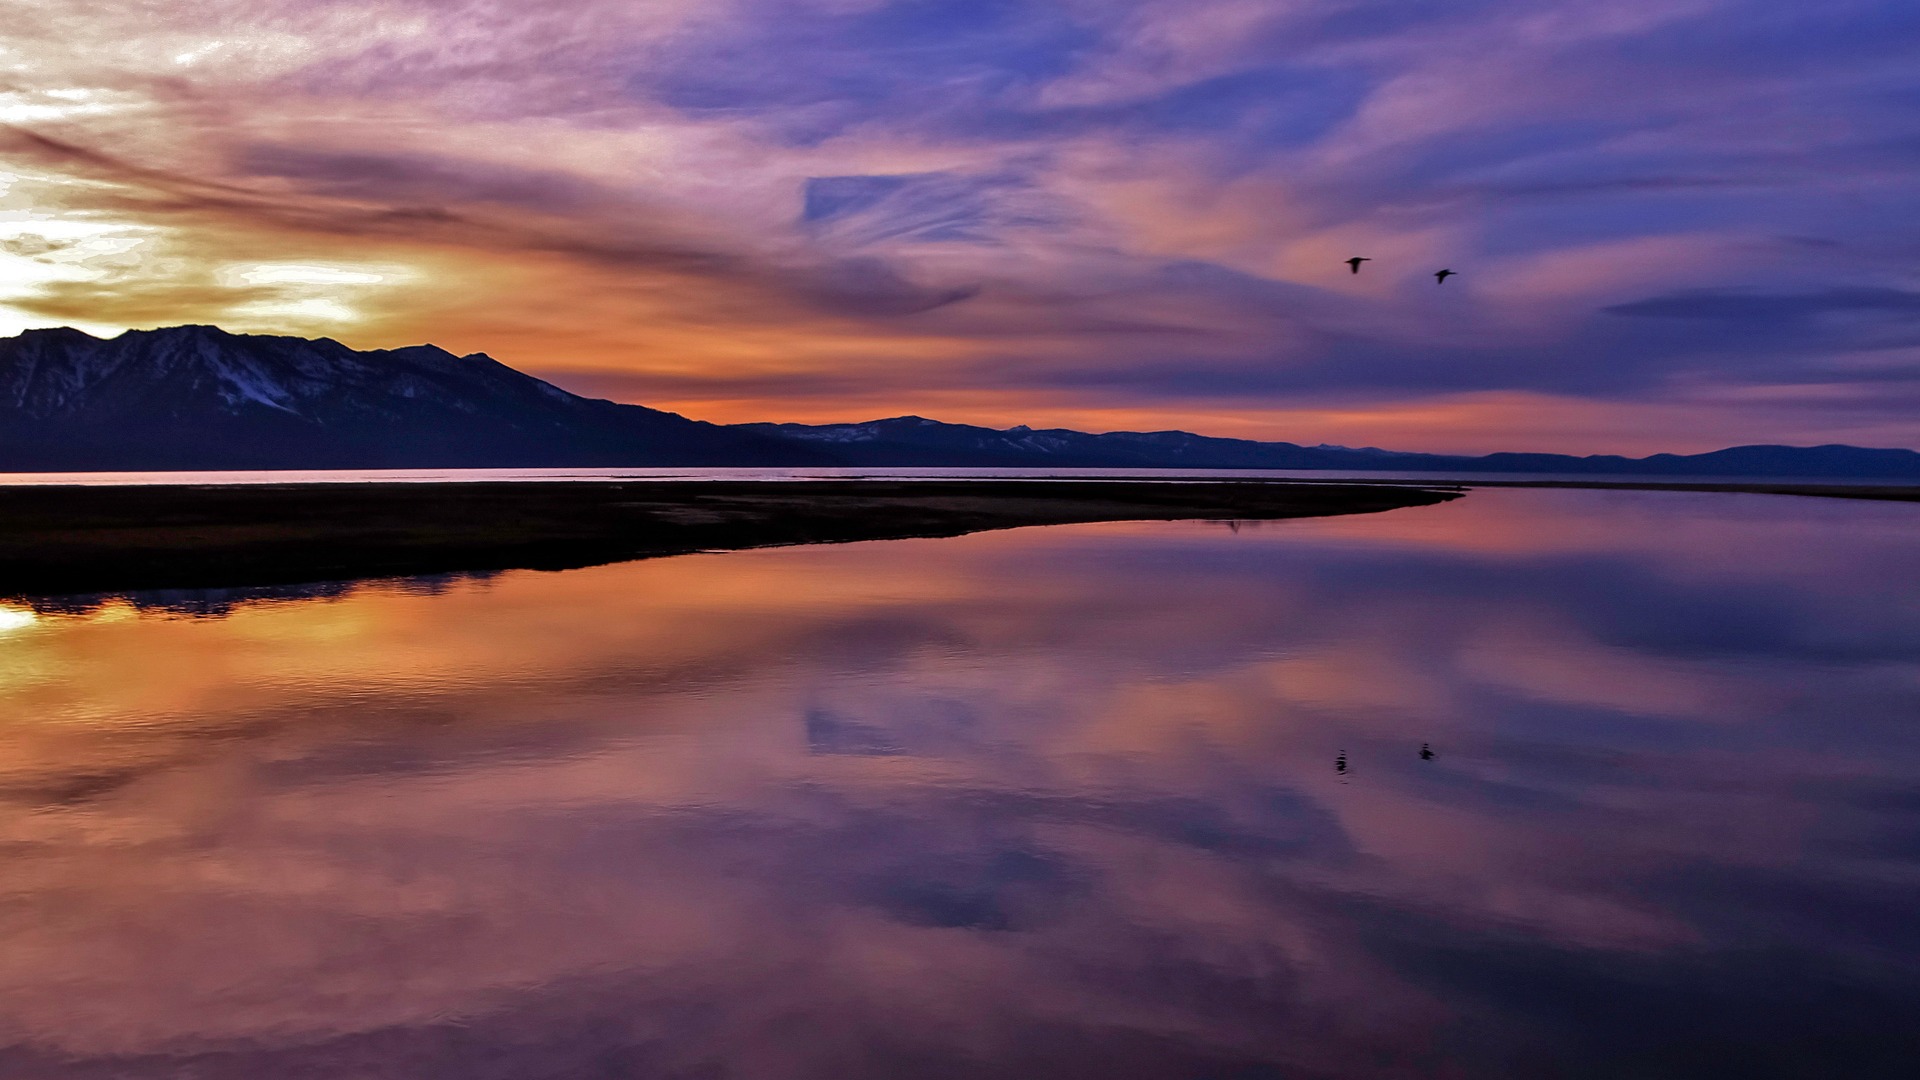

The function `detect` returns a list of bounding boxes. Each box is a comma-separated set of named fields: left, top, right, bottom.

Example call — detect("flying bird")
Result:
left=1345, top=257, right=1370, bottom=275
left=1420, top=743, right=1434, bottom=761
left=1434, top=269, right=1456, bottom=284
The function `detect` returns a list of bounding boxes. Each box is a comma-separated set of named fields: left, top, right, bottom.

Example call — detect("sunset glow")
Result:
left=3, top=1, right=1917, bottom=453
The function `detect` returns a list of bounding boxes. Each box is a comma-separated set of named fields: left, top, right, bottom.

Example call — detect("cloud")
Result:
left=640, top=0, right=1099, bottom=141
left=3, top=0, right=1920, bottom=451
left=802, top=169, right=1077, bottom=246
left=235, top=144, right=616, bottom=215
left=1606, top=287, right=1920, bottom=321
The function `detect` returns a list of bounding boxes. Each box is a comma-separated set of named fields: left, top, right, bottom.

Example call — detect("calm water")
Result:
left=1, top=489, right=1917, bottom=1079
left=0, top=466, right=1893, bottom=487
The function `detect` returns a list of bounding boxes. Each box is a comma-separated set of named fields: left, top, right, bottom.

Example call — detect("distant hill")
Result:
left=741, top=416, right=1920, bottom=478
left=2, top=325, right=1916, bottom=478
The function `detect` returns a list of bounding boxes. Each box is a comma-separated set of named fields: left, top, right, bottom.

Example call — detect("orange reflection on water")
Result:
left=0, top=490, right=1916, bottom=1078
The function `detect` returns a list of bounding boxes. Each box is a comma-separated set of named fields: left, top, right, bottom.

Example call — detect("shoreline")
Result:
left=0, top=479, right=1459, bottom=599
left=1211, top=476, right=1920, bottom=502
left=2, top=471, right=1915, bottom=501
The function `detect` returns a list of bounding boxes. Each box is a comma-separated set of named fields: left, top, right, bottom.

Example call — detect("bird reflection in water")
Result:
left=4, top=491, right=1919, bottom=1080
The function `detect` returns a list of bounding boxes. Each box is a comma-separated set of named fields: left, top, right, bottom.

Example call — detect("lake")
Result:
left=0, top=466, right=1894, bottom=487
left=1, top=488, right=1916, bottom=1078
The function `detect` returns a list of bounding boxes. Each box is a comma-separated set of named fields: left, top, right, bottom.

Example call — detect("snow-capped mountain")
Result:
left=0, top=325, right=813, bottom=469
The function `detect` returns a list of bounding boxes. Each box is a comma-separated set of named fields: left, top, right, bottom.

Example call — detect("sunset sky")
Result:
left=3, top=0, right=1918, bottom=453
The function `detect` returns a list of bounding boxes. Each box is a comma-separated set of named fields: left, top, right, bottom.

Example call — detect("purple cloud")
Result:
left=4, top=0, right=1920, bottom=450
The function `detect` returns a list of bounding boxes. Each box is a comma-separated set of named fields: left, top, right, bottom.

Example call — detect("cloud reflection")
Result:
left=0, top=491, right=1917, bottom=1076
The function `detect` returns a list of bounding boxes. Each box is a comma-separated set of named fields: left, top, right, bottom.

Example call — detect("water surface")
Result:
left=0, top=465, right=1891, bottom=487
left=1, top=490, right=1916, bottom=1078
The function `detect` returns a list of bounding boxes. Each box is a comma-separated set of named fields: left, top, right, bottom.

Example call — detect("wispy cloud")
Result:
left=2, top=0, right=1918, bottom=451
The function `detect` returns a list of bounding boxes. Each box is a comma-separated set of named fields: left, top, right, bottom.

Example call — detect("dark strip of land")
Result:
left=1261, top=477, right=1920, bottom=502
left=1465, top=479, right=1920, bottom=501
left=0, top=480, right=1459, bottom=598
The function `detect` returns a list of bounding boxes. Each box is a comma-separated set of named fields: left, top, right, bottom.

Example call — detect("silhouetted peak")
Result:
left=130, top=323, right=234, bottom=341
left=14, top=326, right=103, bottom=344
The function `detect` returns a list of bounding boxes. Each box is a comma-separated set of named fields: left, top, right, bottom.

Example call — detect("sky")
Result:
left=2, top=0, right=1919, bottom=454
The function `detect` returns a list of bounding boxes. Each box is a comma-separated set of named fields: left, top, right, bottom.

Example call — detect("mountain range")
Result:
left=3, top=324, right=1917, bottom=479
left=0, top=324, right=807, bottom=469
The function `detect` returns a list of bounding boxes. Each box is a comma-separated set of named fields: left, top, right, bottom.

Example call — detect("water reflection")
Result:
left=1, top=490, right=1917, bottom=1078
left=18, top=572, right=502, bottom=619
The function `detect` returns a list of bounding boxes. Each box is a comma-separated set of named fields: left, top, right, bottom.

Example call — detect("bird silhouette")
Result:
left=1420, top=743, right=1434, bottom=761
left=1346, top=257, right=1370, bottom=275
left=1335, top=751, right=1349, bottom=775
left=1434, top=269, right=1456, bottom=284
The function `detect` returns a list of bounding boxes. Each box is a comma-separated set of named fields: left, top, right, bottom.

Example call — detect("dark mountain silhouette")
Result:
left=0, top=325, right=816, bottom=469
left=741, top=416, right=1920, bottom=478
left=2, top=325, right=1916, bottom=478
